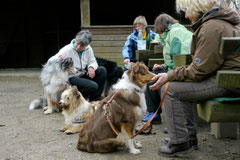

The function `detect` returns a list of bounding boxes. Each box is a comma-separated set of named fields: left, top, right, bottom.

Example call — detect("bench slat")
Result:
left=92, top=47, right=123, bottom=53
left=197, top=100, right=240, bottom=122
left=154, top=44, right=163, bottom=54
left=91, top=41, right=125, bottom=47
left=92, top=35, right=128, bottom=41
left=172, top=54, right=192, bottom=67
left=220, top=37, right=240, bottom=55
left=94, top=52, right=122, bottom=59
left=148, top=58, right=164, bottom=67
left=216, top=70, right=240, bottom=88
left=136, top=50, right=163, bottom=61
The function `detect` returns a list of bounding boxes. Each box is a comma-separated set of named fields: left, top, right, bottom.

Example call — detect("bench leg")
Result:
left=211, top=122, right=238, bottom=139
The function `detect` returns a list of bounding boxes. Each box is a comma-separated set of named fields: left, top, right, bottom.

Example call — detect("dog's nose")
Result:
left=59, top=100, right=63, bottom=105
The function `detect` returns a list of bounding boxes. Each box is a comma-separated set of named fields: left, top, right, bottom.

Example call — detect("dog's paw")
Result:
left=44, top=109, right=53, bottom=115
left=65, top=130, right=74, bottom=134
left=134, top=141, right=142, bottom=149
left=43, top=106, right=48, bottom=111
left=59, top=127, right=66, bottom=132
left=129, top=148, right=141, bottom=154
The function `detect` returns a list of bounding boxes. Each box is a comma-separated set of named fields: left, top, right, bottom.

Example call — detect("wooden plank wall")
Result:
left=82, top=26, right=135, bottom=68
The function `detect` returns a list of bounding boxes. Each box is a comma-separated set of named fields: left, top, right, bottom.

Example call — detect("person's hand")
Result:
left=124, top=59, right=130, bottom=65
left=149, top=73, right=168, bottom=90
left=152, top=64, right=163, bottom=71
left=87, top=67, right=95, bottom=78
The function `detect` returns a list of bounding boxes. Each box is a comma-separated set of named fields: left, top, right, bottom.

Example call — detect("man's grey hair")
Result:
left=75, top=30, right=92, bottom=46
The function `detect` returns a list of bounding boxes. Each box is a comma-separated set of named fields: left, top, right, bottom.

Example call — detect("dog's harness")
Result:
left=103, top=82, right=170, bottom=140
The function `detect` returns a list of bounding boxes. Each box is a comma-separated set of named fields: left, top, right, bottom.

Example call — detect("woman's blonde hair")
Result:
left=154, top=13, right=179, bottom=33
left=133, top=16, right=148, bottom=28
left=176, top=0, right=220, bottom=16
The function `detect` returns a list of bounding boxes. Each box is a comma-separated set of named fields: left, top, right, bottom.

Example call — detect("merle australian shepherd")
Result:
left=29, top=57, right=77, bottom=114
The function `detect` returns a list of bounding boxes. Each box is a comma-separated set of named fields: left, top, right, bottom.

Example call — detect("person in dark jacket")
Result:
left=151, top=0, right=240, bottom=157
left=122, top=15, right=156, bottom=70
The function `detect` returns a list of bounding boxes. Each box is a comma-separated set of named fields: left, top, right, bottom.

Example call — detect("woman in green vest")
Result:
left=142, top=13, right=193, bottom=125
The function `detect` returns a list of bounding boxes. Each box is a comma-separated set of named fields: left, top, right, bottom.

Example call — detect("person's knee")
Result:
left=99, top=66, right=107, bottom=75
left=96, top=66, right=107, bottom=79
left=68, top=77, right=78, bottom=85
left=87, top=83, right=98, bottom=93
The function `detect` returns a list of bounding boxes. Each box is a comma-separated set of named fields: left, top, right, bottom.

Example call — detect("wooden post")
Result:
left=80, top=0, right=90, bottom=27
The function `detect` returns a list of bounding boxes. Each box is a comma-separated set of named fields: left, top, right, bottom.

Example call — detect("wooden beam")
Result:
left=80, top=0, right=90, bottom=27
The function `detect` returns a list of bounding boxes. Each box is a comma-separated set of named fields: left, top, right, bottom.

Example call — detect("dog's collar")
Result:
left=122, top=74, right=145, bottom=93
left=92, top=105, right=96, bottom=113
left=134, top=88, right=144, bottom=93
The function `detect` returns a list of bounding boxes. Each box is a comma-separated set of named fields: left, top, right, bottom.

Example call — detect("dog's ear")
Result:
left=65, top=84, right=71, bottom=89
left=72, top=86, right=78, bottom=92
left=72, top=86, right=81, bottom=99
left=60, top=57, right=73, bottom=70
left=133, top=62, right=140, bottom=74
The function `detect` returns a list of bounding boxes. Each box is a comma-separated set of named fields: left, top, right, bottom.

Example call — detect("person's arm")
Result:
left=150, top=29, right=156, bottom=40
left=167, top=24, right=224, bottom=82
left=122, top=34, right=134, bottom=61
left=86, top=46, right=98, bottom=70
left=161, top=43, right=171, bottom=70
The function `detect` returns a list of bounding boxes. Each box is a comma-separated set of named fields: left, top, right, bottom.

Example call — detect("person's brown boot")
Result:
left=158, top=141, right=192, bottom=157
left=163, top=135, right=198, bottom=150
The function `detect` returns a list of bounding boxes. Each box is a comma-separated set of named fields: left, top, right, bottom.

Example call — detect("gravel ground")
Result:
left=0, top=71, right=239, bottom=160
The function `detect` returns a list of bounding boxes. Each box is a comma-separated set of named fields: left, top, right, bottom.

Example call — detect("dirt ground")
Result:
left=0, top=70, right=239, bottom=160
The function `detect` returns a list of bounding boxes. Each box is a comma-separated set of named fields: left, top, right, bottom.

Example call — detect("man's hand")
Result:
left=87, top=67, right=95, bottom=78
left=149, top=73, right=168, bottom=90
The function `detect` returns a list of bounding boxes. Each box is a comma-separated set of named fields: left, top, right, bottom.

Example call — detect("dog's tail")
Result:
left=29, top=96, right=47, bottom=110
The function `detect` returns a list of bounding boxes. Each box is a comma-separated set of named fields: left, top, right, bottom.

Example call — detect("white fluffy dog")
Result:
left=29, top=57, right=77, bottom=114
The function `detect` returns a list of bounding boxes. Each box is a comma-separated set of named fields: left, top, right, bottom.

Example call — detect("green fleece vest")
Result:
left=159, top=23, right=193, bottom=71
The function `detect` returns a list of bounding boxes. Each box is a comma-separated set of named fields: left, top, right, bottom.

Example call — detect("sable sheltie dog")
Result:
left=29, top=57, right=77, bottom=114
left=77, top=62, right=154, bottom=154
left=59, top=86, right=99, bottom=134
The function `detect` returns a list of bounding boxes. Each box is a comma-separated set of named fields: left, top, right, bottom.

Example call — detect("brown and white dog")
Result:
left=59, top=86, right=99, bottom=134
left=76, top=62, right=154, bottom=154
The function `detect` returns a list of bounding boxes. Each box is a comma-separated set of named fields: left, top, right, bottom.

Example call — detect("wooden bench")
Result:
left=136, top=44, right=164, bottom=67
left=172, top=54, right=192, bottom=67
left=196, top=37, right=240, bottom=140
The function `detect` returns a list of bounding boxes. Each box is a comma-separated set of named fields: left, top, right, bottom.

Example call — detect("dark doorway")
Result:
left=0, top=0, right=81, bottom=68
left=0, top=0, right=189, bottom=68
left=90, top=0, right=188, bottom=25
